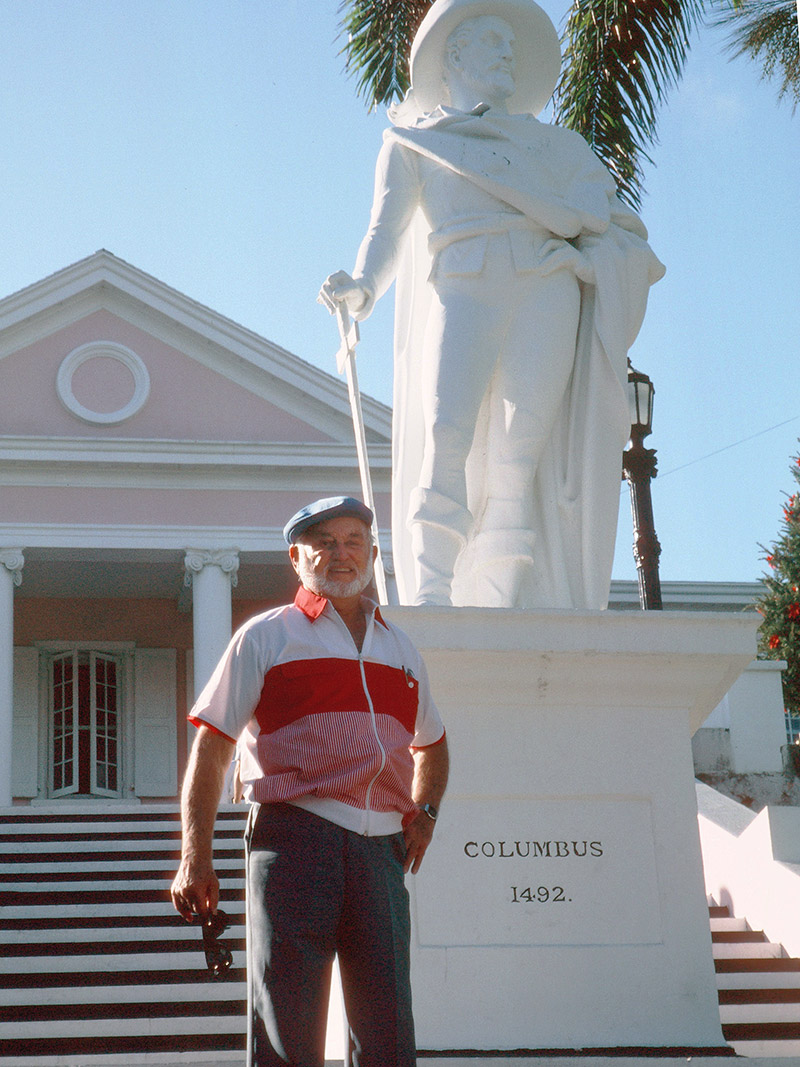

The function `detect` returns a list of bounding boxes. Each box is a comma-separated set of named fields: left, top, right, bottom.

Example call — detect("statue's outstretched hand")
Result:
left=318, top=271, right=368, bottom=316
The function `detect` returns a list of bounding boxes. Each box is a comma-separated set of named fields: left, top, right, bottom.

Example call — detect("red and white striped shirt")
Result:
left=190, top=587, right=445, bottom=835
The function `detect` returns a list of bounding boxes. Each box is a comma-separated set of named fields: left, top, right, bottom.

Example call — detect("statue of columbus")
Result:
left=321, top=0, right=665, bottom=609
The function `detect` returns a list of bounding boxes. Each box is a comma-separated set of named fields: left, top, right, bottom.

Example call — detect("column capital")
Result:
left=183, top=548, right=240, bottom=589
left=0, top=548, right=24, bottom=587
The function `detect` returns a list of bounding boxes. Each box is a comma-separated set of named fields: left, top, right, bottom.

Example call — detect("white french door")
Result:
left=48, top=650, right=122, bottom=799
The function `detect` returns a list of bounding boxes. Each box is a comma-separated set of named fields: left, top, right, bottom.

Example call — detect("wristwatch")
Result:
left=420, top=803, right=438, bottom=822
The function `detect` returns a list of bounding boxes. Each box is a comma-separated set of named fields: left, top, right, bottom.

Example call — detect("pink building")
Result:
left=0, top=251, right=391, bottom=806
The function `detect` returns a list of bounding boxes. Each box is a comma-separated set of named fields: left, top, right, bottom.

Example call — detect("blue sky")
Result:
left=1, top=0, right=798, bottom=584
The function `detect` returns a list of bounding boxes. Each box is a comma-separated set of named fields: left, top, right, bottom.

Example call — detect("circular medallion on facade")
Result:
left=57, top=341, right=150, bottom=424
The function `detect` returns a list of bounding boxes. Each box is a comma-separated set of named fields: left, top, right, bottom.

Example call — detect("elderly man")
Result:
left=321, top=0, right=664, bottom=610
left=171, top=496, right=448, bottom=1067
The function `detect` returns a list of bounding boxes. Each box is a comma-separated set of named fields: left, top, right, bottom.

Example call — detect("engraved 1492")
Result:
left=511, top=886, right=572, bottom=903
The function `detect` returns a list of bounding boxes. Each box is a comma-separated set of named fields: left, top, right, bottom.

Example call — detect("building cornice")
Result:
left=0, top=434, right=391, bottom=467
left=609, top=579, right=764, bottom=612
left=0, top=522, right=296, bottom=553
left=0, top=435, right=392, bottom=491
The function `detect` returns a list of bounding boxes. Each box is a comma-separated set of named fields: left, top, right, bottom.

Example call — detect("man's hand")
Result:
left=403, top=808, right=436, bottom=875
left=404, top=736, right=449, bottom=874
left=170, top=724, right=234, bottom=922
left=318, top=270, right=368, bottom=316
left=171, top=853, right=219, bottom=922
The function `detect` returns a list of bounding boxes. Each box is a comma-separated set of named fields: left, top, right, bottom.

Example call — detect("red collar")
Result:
left=293, top=585, right=389, bottom=629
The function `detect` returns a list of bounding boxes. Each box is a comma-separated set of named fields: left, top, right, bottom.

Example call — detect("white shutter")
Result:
left=133, top=648, right=177, bottom=797
left=12, top=648, right=39, bottom=798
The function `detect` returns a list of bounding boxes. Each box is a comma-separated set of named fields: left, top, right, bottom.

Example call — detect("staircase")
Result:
left=712, top=899, right=800, bottom=1057
left=0, top=803, right=248, bottom=1065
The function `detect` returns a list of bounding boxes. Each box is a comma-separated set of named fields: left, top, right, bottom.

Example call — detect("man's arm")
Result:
left=319, top=138, right=420, bottom=322
left=403, top=736, right=449, bottom=875
left=170, top=724, right=235, bottom=921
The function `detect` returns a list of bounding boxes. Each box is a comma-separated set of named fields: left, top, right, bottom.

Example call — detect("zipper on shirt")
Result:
left=359, top=652, right=387, bottom=836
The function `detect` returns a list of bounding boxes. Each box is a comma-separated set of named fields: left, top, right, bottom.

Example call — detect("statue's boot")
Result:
left=408, top=487, right=470, bottom=606
left=470, top=526, right=536, bottom=608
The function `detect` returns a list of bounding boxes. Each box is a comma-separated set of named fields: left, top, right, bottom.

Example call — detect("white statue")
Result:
left=321, top=0, right=664, bottom=609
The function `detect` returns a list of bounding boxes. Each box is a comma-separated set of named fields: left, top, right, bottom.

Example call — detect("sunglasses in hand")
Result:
left=202, top=909, right=233, bottom=980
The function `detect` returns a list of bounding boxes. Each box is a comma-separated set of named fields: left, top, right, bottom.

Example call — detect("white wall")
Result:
left=694, top=659, right=787, bottom=773
left=697, top=780, right=800, bottom=957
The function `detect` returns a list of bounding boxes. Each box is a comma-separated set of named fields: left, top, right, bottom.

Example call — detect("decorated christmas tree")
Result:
left=757, top=447, right=800, bottom=727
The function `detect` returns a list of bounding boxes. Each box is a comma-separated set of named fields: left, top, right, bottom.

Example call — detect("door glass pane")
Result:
left=91, top=653, right=120, bottom=796
left=78, top=661, right=91, bottom=794
left=51, top=653, right=77, bottom=795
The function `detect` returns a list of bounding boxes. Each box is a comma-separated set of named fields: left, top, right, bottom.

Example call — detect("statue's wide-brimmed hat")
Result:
left=409, top=0, right=562, bottom=117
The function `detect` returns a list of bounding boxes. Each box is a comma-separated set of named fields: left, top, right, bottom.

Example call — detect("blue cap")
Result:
left=283, top=496, right=374, bottom=545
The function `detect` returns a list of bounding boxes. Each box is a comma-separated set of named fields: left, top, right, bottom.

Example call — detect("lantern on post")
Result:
left=622, top=363, right=663, bottom=610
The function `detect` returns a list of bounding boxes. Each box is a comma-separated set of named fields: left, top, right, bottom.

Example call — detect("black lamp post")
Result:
left=622, top=363, right=663, bottom=610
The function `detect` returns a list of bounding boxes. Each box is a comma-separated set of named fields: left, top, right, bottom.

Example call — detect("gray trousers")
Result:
left=245, top=803, right=416, bottom=1067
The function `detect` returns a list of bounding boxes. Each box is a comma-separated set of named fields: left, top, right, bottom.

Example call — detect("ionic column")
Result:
left=0, top=550, right=24, bottom=807
left=184, top=549, right=240, bottom=703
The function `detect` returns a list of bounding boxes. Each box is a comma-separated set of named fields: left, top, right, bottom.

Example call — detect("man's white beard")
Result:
left=298, top=554, right=374, bottom=600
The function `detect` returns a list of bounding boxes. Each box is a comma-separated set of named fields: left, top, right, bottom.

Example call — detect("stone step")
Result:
left=0, top=932, right=245, bottom=960
left=0, top=814, right=244, bottom=836
left=0, top=856, right=244, bottom=877
left=0, top=899, right=246, bottom=923
left=720, top=1002, right=800, bottom=1023
left=720, top=987, right=800, bottom=1004
left=718, top=971, right=800, bottom=989
left=710, top=915, right=750, bottom=932
left=3, top=967, right=248, bottom=990
left=1, top=875, right=245, bottom=892
left=725, top=1040, right=800, bottom=1058
left=0, top=921, right=245, bottom=946
left=0, top=947, right=247, bottom=975
left=1, top=980, right=246, bottom=1008
left=712, top=929, right=769, bottom=942
left=0, top=998, right=248, bottom=1025
left=712, top=941, right=785, bottom=959
left=715, top=955, right=800, bottom=972
left=0, top=836, right=241, bottom=855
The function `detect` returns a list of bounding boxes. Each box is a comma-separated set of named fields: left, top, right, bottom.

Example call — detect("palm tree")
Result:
left=337, top=0, right=799, bottom=209
left=714, top=0, right=799, bottom=109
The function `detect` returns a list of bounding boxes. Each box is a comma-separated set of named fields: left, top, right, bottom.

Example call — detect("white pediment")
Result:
left=0, top=252, right=392, bottom=550
left=0, top=250, right=391, bottom=446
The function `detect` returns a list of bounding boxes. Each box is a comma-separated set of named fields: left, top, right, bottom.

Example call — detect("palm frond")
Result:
left=337, top=0, right=432, bottom=110
left=713, top=0, right=799, bottom=110
left=553, top=0, right=705, bottom=208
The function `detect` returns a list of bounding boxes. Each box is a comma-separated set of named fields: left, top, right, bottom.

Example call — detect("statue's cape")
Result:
left=387, top=112, right=665, bottom=608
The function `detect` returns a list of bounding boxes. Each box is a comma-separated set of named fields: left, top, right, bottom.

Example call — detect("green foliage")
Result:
left=338, top=0, right=431, bottom=110
left=757, top=447, right=800, bottom=716
left=336, top=0, right=797, bottom=206
left=713, top=0, right=800, bottom=111
left=551, top=0, right=704, bottom=209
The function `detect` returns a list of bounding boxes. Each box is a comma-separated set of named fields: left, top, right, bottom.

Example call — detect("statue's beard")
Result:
left=298, top=554, right=374, bottom=600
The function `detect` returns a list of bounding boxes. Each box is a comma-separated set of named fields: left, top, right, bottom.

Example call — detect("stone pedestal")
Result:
left=386, top=607, right=757, bottom=1054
